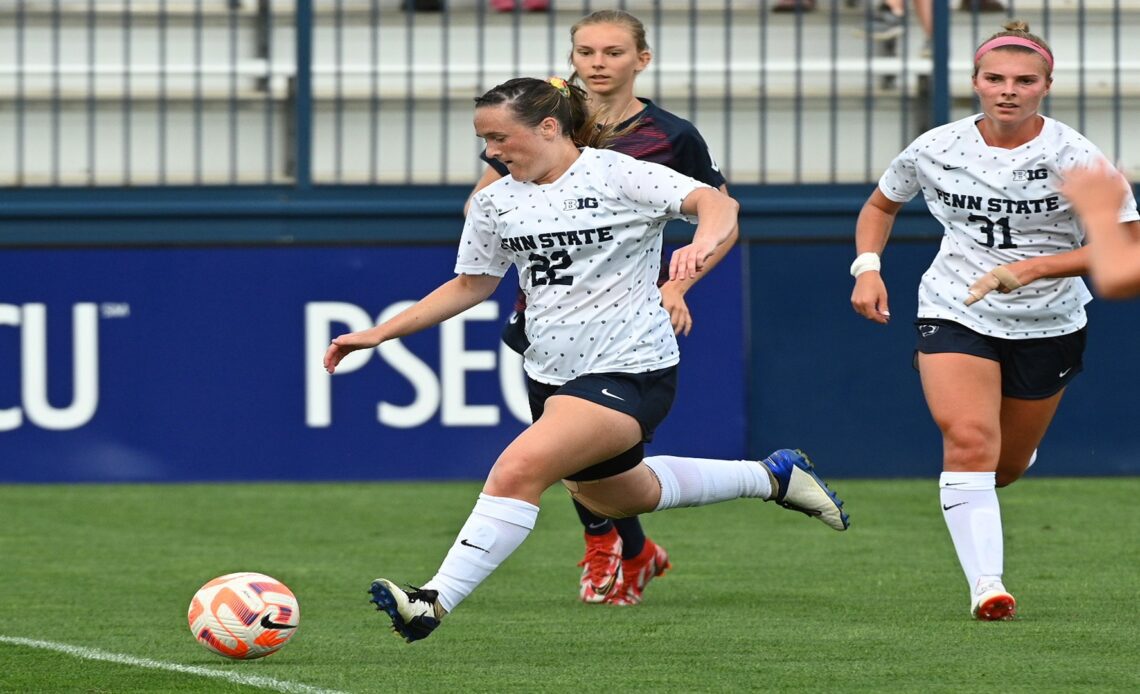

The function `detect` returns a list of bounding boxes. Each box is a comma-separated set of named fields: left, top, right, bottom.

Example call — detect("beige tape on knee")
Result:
left=562, top=479, right=636, bottom=520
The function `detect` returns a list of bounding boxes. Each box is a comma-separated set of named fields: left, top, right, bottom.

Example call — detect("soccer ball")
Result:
left=188, top=572, right=300, bottom=659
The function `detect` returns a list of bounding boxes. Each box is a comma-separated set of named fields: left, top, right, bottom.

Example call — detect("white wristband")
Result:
left=850, top=252, right=881, bottom=277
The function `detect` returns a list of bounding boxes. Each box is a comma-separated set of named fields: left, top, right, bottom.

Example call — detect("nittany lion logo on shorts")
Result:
left=564, top=197, right=599, bottom=211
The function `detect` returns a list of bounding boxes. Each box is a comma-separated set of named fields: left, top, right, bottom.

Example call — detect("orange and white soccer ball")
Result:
left=187, top=572, right=300, bottom=659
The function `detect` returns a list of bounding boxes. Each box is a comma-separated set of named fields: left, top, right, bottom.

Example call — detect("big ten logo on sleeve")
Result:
left=0, top=302, right=122, bottom=431
left=304, top=301, right=530, bottom=429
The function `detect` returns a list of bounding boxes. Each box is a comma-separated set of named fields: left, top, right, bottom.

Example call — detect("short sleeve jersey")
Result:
left=482, top=98, right=725, bottom=309
left=879, top=114, right=1140, bottom=338
left=597, top=98, right=725, bottom=189
left=459, top=147, right=710, bottom=385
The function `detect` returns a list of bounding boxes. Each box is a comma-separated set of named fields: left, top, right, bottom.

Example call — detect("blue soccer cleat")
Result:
left=369, top=578, right=442, bottom=643
left=761, top=449, right=850, bottom=531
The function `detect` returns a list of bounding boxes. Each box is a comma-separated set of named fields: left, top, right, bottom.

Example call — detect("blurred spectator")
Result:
left=868, top=1, right=933, bottom=55
left=402, top=0, right=551, bottom=10
left=960, top=0, right=1005, bottom=11
left=490, top=0, right=550, bottom=10
left=771, top=0, right=1003, bottom=17
left=772, top=0, right=817, bottom=12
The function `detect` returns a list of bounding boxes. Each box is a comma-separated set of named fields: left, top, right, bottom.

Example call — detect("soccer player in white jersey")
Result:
left=850, top=21, right=1140, bottom=621
left=466, top=9, right=740, bottom=607
left=325, top=76, right=849, bottom=642
left=1060, top=162, right=1140, bottom=299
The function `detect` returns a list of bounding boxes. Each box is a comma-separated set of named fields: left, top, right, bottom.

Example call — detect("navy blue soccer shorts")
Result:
left=915, top=318, right=1086, bottom=399
left=526, top=366, right=677, bottom=482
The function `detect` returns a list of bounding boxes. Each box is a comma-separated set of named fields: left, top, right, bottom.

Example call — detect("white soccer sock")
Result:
left=644, top=455, right=772, bottom=510
left=939, top=471, right=1004, bottom=592
left=423, top=493, right=538, bottom=613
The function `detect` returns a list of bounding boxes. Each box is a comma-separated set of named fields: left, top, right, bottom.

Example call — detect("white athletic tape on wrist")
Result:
left=849, top=252, right=881, bottom=277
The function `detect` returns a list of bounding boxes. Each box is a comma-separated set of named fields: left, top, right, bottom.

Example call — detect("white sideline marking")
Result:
left=0, top=635, right=349, bottom=694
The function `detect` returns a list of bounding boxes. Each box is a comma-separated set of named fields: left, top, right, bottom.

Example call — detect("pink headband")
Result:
left=974, top=36, right=1054, bottom=70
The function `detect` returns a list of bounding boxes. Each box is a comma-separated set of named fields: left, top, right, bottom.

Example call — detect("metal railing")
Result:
left=1, top=0, right=1136, bottom=187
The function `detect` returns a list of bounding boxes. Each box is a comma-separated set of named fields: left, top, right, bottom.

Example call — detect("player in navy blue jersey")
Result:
left=466, top=10, right=738, bottom=606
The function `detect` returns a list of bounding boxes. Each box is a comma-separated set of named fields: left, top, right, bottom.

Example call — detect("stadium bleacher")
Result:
left=1, top=0, right=1136, bottom=185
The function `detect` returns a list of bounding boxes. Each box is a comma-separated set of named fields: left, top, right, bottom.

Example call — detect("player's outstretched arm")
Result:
left=964, top=244, right=1095, bottom=306
left=1061, top=162, right=1140, bottom=299
left=669, top=187, right=739, bottom=281
left=324, top=273, right=501, bottom=374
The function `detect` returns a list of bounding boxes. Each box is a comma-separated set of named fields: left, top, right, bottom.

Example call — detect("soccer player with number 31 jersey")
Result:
left=851, top=21, right=1139, bottom=620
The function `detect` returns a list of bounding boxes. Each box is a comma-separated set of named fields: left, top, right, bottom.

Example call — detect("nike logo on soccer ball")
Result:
left=942, top=502, right=969, bottom=511
left=260, top=613, right=297, bottom=630
left=1059, top=367, right=1073, bottom=378
left=460, top=538, right=490, bottom=553
left=942, top=165, right=962, bottom=170
left=601, top=388, right=625, bottom=401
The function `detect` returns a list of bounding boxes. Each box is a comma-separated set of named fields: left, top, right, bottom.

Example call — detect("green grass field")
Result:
left=2, top=478, right=1138, bottom=693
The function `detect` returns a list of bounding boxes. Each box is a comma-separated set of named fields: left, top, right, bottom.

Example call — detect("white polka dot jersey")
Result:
left=457, top=147, right=710, bottom=384
left=879, top=114, right=1139, bottom=338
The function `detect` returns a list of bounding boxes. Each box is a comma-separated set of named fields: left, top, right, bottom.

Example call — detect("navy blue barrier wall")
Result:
left=0, top=245, right=744, bottom=483
left=3, top=183, right=1139, bottom=481
left=748, top=240, right=1140, bottom=478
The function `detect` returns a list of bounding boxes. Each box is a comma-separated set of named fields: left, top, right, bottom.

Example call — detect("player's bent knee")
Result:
left=995, top=452, right=1035, bottom=488
left=995, top=470, right=1023, bottom=488
left=486, top=457, right=556, bottom=502
left=561, top=480, right=640, bottom=519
